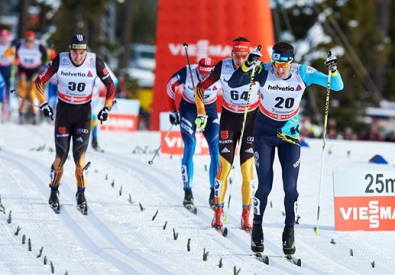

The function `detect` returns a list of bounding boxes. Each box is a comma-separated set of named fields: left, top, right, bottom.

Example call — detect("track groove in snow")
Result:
left=0, top=124, right=394, bottom=274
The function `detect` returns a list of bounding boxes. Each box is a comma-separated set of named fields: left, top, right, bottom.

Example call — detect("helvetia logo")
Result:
left=267, top=85, right=294, bottom=91
left=60, top=71, right=86, bottom=77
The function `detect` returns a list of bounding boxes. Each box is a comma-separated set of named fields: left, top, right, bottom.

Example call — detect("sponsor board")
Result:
left=98, top=98, right=140, bottom=132
left=159, top=112, right=209, bottom=155
left=333, top=171, right=395, bottom=231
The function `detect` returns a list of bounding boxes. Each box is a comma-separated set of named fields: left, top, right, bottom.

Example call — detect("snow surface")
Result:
left=0, top=122, right=394, bottom=275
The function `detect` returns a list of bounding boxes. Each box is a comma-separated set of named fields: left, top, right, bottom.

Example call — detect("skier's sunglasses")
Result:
left=272, top=61, right=292, bottom=68
left=232, top=52, right=249, bottom=59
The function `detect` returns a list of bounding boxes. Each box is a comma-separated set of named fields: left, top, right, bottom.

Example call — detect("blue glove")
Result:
left=169, top=111, right=180, bottom=125
left=40, top=102, right=53, bottom=120
left=195, top=114, right=208, bottom=131
left=98, top=107, right=110, bottom=122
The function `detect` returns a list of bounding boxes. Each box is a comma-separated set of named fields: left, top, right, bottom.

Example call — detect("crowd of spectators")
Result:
left=300, top=116, right=395, bottom=142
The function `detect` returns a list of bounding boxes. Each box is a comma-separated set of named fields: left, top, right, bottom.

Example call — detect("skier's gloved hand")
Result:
left=98, top=106, right=110, bottom=123
left=242, top=47, right=262, bottom=72
left=169, top=111, right=180, bottom=125
left=195, top=114, right=208, bottom=131
left=325, top=51, right=338, bottom=73
left=40, top=102, right=53, bottom=120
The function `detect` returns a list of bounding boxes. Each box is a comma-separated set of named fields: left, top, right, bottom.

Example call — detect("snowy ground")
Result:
left=0, top=122, right=394, bottom=275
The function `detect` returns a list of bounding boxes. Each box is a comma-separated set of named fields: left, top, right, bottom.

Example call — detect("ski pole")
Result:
left=183, top=43, right=196, bottom=89
left=148, top=124, right=173, bottom=165
left=224, top=45, right=261, bottom=223
left=314, top=51, right=332, bottom=235
left=10, top=89, right=40, bottom=108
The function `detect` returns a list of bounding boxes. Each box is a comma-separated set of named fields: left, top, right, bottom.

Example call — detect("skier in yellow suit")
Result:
left=4, top=31, right=47, bottom=124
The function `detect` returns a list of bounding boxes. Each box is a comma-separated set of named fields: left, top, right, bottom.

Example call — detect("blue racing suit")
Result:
left=166, top=64, right=221, bottom=191
left=229, top=62, right=343, bottom=226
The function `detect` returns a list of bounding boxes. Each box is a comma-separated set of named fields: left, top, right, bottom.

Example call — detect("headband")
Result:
left=271, top=50, right=294, bottom=62
left=232, top=41, right=250, bottom=53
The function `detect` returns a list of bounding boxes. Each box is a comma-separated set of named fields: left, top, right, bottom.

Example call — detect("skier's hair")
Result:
left=233, top=36, right=250, bottom=43
left=272, top=42, right=294, bottom=53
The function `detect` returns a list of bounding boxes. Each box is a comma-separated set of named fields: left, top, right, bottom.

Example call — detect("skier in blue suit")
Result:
left=166, top=57, right=222, bottom=210
left=228, top=41, right=343, bottom=256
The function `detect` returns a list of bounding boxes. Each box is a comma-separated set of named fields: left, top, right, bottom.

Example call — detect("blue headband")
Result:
left=271, top=50, right=294, bottom=62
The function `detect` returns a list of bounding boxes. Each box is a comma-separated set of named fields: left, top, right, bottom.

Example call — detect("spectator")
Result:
left=384, top=131, right=395, bottom=142
left=343, top=127, right=358, bottom=140
left=300, top=116, right=315, bottom=138
left=359, top=124, right=383, bottom=141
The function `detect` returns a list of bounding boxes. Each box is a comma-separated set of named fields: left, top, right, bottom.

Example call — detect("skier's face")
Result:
left=70, top=50, right=87, bottom=66
left=24, top=38, right=35, bottom=49
left=273, top=61, right=291, bottom=79
left=232, top=52, right=248, bottom=69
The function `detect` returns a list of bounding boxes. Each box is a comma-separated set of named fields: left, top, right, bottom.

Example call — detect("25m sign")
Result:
left=333, top=171, right=395, bottom=231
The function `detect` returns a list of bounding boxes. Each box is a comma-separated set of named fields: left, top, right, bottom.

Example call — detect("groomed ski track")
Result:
left=0, top=124, right=393, bottom=274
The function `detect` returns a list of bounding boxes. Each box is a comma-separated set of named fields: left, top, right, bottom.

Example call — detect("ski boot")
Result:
left=18, top=111, right=25, bottom=125
left=31, top=113, right=39, bottom=125
left=91, top=137, right=102, bottom=152
left=241, top=205, right=252, bottom=231
left=251, top=224, right=264, bottom=253
left=208, top=188, right=214, bottom=209
left=183, top=189, right=196, bottom=214
left=183, top=189, right=194, bottom=207
left=282, top=225, right=296, bottom=256
left=48, top=188, right=60, bottom=214
left=211, top=206, right=223, bottom=229
left=76, top=191, right=88, bottom=215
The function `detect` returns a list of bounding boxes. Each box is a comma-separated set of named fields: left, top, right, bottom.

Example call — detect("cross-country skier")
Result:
left=4, top=31, right=48, bottom=124
left=0, top=29, right=13, bottom=121
left=166, top=57, right=221, bottom=212
left=33, top=34, right=116, bottom=214
left=228, top=41, right=343, bottom=257
left=195, top=37, right=260, bottom=231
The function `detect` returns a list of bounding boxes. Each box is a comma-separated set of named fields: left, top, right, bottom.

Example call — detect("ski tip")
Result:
left=297, top=259, right=302, bottom=267
left=50, top=204, right=60, bottom=214
left=254, top=253, right=269, bottom=264
left=285, top=255, right=301, bottom=266
left=222, top=227, right=228, bottom=237
left=184, top=205, right=197, bottom=214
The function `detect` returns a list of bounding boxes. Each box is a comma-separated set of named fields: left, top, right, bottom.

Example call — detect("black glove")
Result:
left=325, top=51, right=338, bottom=73
left=169, top=111, right=180, bottom=125
left=242, top=46, right=262, bottom=72
left=245, top=49, right=262, bottom=67
left=98, top=107, right=110, bottom=122
left=40, top=102, right=53, bottom=120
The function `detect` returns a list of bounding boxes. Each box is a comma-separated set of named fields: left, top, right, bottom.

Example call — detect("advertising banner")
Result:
left=333, top=171, right=395, bottom=231
left=159, top=112, right=209, bottom=155
left=98, top=98, right=140, bottom=132
left=151, top=0, right=274, bottom=130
